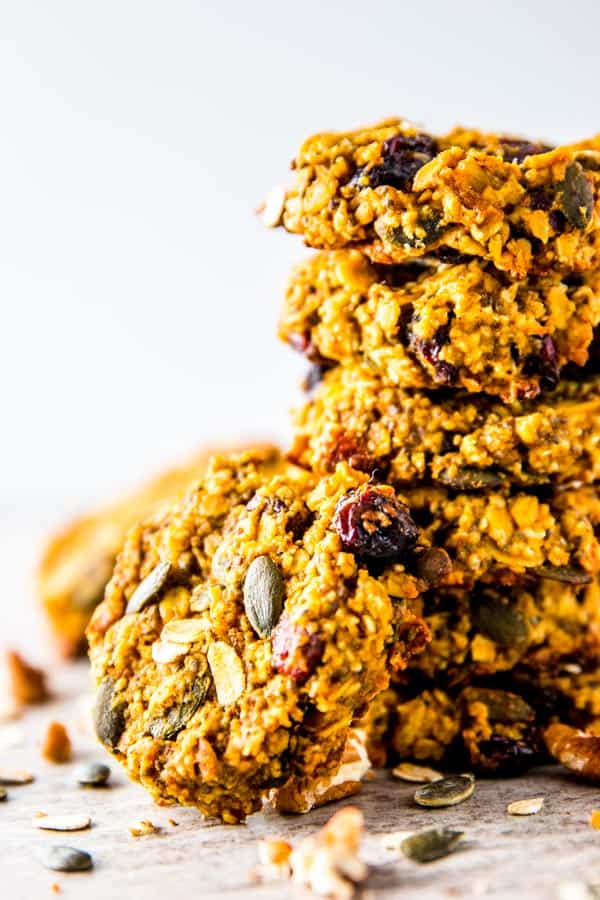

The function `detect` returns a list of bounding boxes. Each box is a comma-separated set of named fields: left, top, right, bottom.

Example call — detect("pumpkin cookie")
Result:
left=291, top=364, right=600, bottom=490
left=272, top=118, right=600, bottom=278
left=87, top=450, right=431, bottom=822
left=281, top=251, right=600, bottom=400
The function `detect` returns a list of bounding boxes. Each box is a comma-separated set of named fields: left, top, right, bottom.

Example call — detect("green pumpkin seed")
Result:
left=147, top=673, right=211, bottom=741
left=37, top=845, right=93, bottom=872
left=93, top=678, right=126, bottom=749
left=76, top=762, right=110, bottom=787
left=414, top=773, right=475, bottom=807
left=125, top=560, right=172, bottom=615
left=471, top=594, right=528, bottom=647
left=243, top=556, right=285, bottom=638
left=532, top=564, right=592, bottom=586
left=560, top=162, right=594, bottom=228
left=400, top=827, right=464, bottom=863
left=437, top=467, right=504, bottom=491
left=461, top=687, right=535, bottom=724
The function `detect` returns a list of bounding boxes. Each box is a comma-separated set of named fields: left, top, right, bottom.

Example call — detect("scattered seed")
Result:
left=151, top=639, right=189, bottom=664
left=41, top=721, right=72, bottom=763
left=507, top=797, right=544, bottom=816
left=125, top=560, right=172, bottom=615
left=532, top=564, right=592, bottom=585
left=160, top=618, right=207, bottom=644
left=76, top=762, right=110, bottom=787
left=37, top=845, right=93, bottom=872
left=0, top=767, right=34, bottom=785
left=147, top=673, right=211, bottom=740
left=129, top=819, right=160, bottom=837
left=414, top=774, right=475, bottom=808
left=34, top=814, right=91, bottom=832
left=243, top=556, right=285, bottom=638
left=93, top=678, right=126, bottom=749
left=260, top=185, right=286, bottom=228
left=392, top=762, right=443, bottom=783
left=207, top=642, right=245, bottom=706
left=399, top=827, right=464, bottom=863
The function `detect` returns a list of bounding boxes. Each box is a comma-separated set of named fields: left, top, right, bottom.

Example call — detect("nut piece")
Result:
left=207, top=642, right=245, bottom=706
left=243, top=556, right=285, bottom=638
left=545, top=723, right=600, bottom=779
left=4, top=650, right=49, bottom=704
left=414, top=773, right=475, bottom=808
left=290, top=807, right=367, bottom=899
left=392, top=762, right=443, bottom=784
left=160, top=618, right=207, bottom=644
left=151, top=640, right=188, bottom=664
left=507, top=797, right=544, bottom=816
left=41, top=722, right=72, bottom=763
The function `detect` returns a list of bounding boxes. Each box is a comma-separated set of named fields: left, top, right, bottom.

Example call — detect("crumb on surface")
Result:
left=129, top=819, right=161, bottom=838
left=41, top=721, right=72, bottom=763
left=5, top=650, right=50, bottom=705
left=590, top=810, right=600, bottom=829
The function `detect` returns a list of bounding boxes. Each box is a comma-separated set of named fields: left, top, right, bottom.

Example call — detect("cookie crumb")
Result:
left=51, top=883, right=61, bottom=894
left=4, top=650, right=50, bottom=705
left=167, top=818, right=178, bottom=827
left=590, top=810, right=600, bottom=829
left=41, top=722, right=72, bottom=763
left=129, top=820, right=160, bottom=838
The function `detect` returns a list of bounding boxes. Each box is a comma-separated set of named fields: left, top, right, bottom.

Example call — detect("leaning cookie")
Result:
left=270, top=118, right=600, bottom=278
left=281, top=251, right=600, bottom=400
left=38, top=443, right=277, bottom=657
left=87, top=450, right=432, bottom=823
left=291, top=364, right=600, bottom=490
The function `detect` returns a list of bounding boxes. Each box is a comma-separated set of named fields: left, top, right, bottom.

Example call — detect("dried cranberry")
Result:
left=333, top=485, right=419, bottom=564
left=271, top=616, right=324, bottom=684
left=286, top=331, right=334, bottom=369
left=324, top=433, right=377, bottom=475
left=529, top=187, right=554, bottom=211
left=522, top=334, right=560, bottom=390
left=410, top=321, right=458, bottom=386
left=434, top=247, right=472, bottom=265
left=353, top=133, right=438, bottom=192
left=476, top=729, right=544, bottom=776
left=499, top=139, right=553, bottom=164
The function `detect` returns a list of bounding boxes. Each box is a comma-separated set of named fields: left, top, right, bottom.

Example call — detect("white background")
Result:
left=1, top=0, right=599, bottom=526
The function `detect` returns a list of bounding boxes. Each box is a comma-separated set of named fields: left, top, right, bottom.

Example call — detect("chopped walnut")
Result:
left=290, top=807, right=367, bottom=899
left=4, top=650, right=49, bottom=705
left=41, top=721, right=72, bottom=763
left=545, top=723, right=600, bottom=779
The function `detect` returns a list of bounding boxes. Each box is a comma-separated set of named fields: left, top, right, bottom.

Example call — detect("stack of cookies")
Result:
left=272, top=120, right=600, bottom=775
left=46, top=119, right=600, bottom=824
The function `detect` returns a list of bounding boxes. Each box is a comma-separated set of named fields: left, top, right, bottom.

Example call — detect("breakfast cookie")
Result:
left=87, top=450, right=432, bottom=822
left=271, top=118, right=600, bottom=278
left=281, top=250, right=600, bottom=400
left=38, top=444, right=271, bottom=656
left=291, top=364, right=600, bottom=490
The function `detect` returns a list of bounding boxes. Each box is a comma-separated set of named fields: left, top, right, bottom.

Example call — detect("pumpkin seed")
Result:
left=34, top=813, right=91, bottom=832
left=461, top=687, right=535, bottom=724
left=400, top=827, right=464, bottom=863
left=160, top=618, right=207, bottom=644
left=471, top=595, right=528, bottom=647
left=560, top=162, right=594, bottom=228
left=37, top=845, right=93, bottom=872
left=151, top=639, right=189, bottom=664
left=532, top=564, right=592, bottom=586
left=125, top=560, right=172, bottom=615
left=76, top=762, right=110, bottom=787
left=0, top=768, right=34, bottom=785
left=147, top=673, right=211, bottom=740
left=93, top=678, right=126, bottom=749
left=392, top=762, right=444, bottom=783
left=207, top=642, right=245, bottom=705
left=507, top=796, right=544, bottom=816
left=437, top=467, right=504, bottom=491
left=414, top=548, right=452, bottom=587
left=243, top=556, right=285, bottom=638
left=414, top=773, right=475, bottom=807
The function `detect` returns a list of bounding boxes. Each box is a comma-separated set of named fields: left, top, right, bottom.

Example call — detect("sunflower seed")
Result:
left=399, top=827, right=464, bottom=863
left=76, top=762, right=110, bottom=787
left=0, top=768, right=34, bottom=785
left=392, top=762, right=444, bottom=783
left=414, top=773, right=475, bottom=807
left=160, top=618, right=207, bottom=644
left=37, top=845, right=93, bottom=872
left=243, top=556, right=285, bottom=638
left=147, top=673, right=211, bottom=740
left=532, top=564, right=592, bottom=586
left=207, top=642, right=245, bottom=705
left=93, top=678, right=125, bottom=749
left=560, top=162, right=594, bottom=228
left=125, top=560, right=172, bottom=615
left=507, top=796, right=544, bottom=816
left=34, top=813, right=91, bottom=832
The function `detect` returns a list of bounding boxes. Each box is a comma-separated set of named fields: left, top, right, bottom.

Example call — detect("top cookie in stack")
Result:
left=266, top=119, right=600, bottom=776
